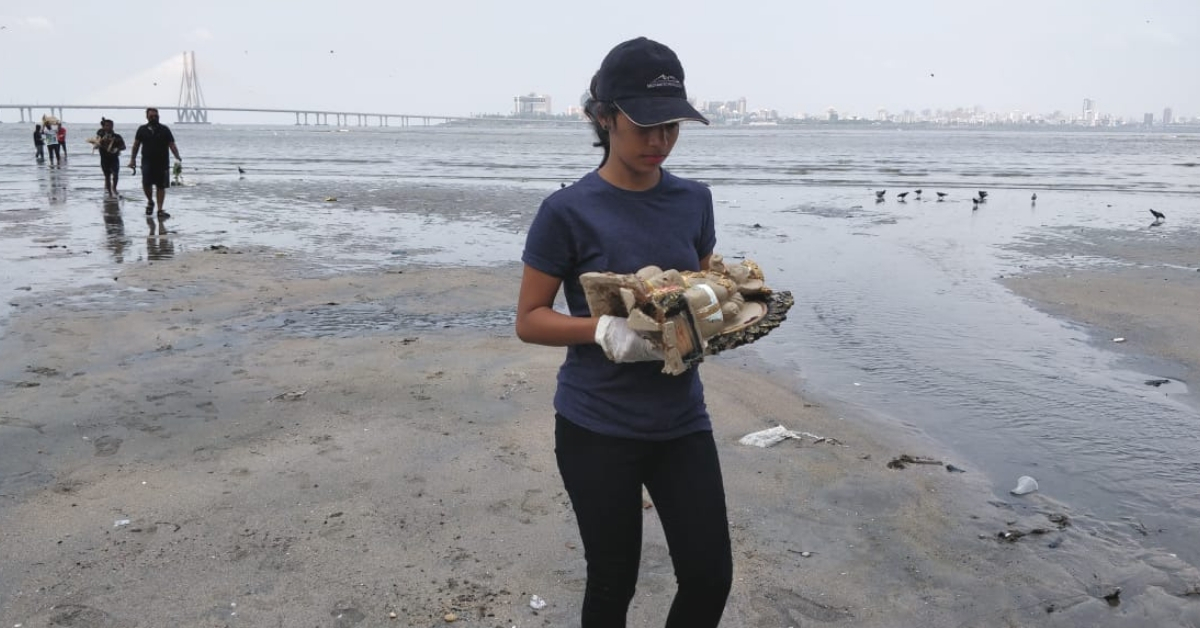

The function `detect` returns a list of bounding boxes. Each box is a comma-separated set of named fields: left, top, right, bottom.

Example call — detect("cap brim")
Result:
left=615, top=99, right=709, bottom=127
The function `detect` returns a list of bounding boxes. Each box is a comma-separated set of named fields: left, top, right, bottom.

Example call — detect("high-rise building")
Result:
left=1163, top=107, right=1174, bottom=125
left=1144, top=113, right=1155, bottom=126
left=1082, top=98, right=1096, bottom=125
left=513, top=93, right=552, bottom=116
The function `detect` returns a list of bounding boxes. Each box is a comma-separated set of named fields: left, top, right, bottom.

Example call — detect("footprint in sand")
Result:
left=48, top=603, right=115, bottom=627
left=330, top=602, right=366, bottom=626
left=92, top=434, right=123, bottom=456
left=756, top=586, right=853, bottom=624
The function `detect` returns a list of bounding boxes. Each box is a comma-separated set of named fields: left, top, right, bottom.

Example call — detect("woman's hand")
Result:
left=595, top=315, right=662, bottom=363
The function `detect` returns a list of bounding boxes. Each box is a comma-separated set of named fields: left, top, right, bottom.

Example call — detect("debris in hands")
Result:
left=888, top=453, right=940, bottom=468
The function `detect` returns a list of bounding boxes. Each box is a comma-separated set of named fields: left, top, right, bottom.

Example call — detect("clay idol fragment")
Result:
left=581, top=254, right=793, bottom=375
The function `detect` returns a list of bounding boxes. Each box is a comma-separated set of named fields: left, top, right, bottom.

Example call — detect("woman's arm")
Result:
left=515, top=264, right=597, bottom=347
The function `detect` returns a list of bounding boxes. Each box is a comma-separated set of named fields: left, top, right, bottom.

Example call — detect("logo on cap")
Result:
left=647, top=74, right=683, bottom=90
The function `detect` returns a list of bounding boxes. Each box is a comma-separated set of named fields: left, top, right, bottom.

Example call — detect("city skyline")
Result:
left=2, top=1, right=1197, bottom=123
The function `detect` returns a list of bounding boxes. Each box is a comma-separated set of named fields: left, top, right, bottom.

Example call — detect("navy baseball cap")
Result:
left=592, top=37, right=709, bottom=127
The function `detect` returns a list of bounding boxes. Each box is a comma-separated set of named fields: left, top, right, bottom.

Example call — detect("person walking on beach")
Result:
left=43, top=123, right=61, bottom=167
left=95, top=118, right=126, bottom=198
left=33, top=124, right=45, bottom=163
left=515, top=37, right=731, bottom=627
left=56, top=122, right=68, bottom=161
left=127, top=107, right=181, bottom=218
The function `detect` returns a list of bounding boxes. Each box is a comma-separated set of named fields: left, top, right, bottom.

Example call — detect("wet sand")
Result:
left=2, top=246, right=1200, bottom=627
left=1003, top=224, right=1200, bottom=386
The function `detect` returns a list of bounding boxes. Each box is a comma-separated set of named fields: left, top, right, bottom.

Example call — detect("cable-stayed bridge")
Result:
left=2, top=51, right=551, bottom=127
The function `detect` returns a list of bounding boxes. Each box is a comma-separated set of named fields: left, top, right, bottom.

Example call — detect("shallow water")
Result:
left=2, top=123, right=1198, bottom=567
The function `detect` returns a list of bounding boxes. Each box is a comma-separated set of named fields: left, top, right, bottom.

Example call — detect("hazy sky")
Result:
left=2, top=0, right=1196, bottom=123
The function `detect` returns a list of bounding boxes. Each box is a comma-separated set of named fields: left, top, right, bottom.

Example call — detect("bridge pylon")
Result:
left=176, top=51, right=210, bottom=124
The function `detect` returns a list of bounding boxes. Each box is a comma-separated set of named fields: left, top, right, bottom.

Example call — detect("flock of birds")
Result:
left=874, top=188, right=1009, bottom=208
left=872, top=188, right=1167, bottom=225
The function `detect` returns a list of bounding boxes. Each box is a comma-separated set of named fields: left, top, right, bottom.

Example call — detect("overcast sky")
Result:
left=2, top=0, right=1196, bottom=123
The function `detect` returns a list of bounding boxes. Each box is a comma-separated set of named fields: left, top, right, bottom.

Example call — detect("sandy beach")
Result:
left=3, top=238, right=1199, bottom=628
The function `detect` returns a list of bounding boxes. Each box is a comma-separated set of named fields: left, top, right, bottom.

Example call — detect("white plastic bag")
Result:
left=739, top=426, right=800, bottom=448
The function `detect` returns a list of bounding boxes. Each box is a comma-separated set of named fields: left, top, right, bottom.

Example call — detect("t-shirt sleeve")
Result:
left=698, top=186, right=717, bottom=259
left=165, top=127, right=176, bottom=143
left=522, top=198, right=574, bottom=279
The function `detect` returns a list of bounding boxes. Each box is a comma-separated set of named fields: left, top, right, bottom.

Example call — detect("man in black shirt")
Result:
left=127, top=108, right=182, bottom=218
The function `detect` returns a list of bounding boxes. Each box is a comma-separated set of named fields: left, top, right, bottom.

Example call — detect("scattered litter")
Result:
left=1047, top=513, right=1071, bottom=528
left=1144, top=378, right=1170, bottom=387
left=529, top=595, right=547, bottom=610
left=886, top=454, right=942, bottom=469
left=15, top=286, right=32, bottom=291
left=443, top=612, right=457, bottom=622
left=738, top=426, right=841, bottom=448
left=945, top=464, right=967, bottom=473
left=389, top=611, right=398, bottom=619
left=324, top=197, right=338, bottom=202
left=998, top=527, right=1051, bottom=542
left=740, top=426, right=798, bottom=447
left=1011, top=475, right=1039, bottom=495
left=114, top=519, right=131, bottom=527
left=272, top=389, right=308, bottom=401
left=1113, top=337, right=1126, bottom=343
left=1103, top=587, right=1121, bottom=606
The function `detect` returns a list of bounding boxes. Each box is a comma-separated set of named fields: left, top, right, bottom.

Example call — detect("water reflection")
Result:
left=102, top=200, right=129, bottom=263
left=145, top=215, right=175, bottom=260
left=41, top=167, right=69, bottom=205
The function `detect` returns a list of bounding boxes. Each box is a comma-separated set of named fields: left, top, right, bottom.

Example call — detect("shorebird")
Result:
left=1031, top=193, right=1038, bottom=202
left=914, top=189, right=923, bottom=199
left=978, top=190, right=989, bottom=201
left=972, top=197, right=981, bottom=210
left=897, top=191, right=909, bottom=201
left=936, top=191, right=948, bottom=201
left=875, top=190, right=886, bottom=200
left=237, top=166, right=246, bottom=175
left=1150, top=208, right=1166, bottom=222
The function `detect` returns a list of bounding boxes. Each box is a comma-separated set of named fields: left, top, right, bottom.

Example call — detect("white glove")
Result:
left=595, top=315, right=663, bottom=363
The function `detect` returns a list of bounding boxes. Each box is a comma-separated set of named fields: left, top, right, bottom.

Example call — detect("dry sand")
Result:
left=2, top=245, right=1199, bottom=628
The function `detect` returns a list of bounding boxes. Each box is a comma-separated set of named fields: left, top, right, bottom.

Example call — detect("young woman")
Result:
left=516, top=37, right=732, bottom=627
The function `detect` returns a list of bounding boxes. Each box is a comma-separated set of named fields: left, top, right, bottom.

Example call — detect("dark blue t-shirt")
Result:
left=522, top=169, right=717, bottom=440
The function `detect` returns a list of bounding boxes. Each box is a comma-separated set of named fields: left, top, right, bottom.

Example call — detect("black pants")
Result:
left=555, top=414, right=732, bottom=628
